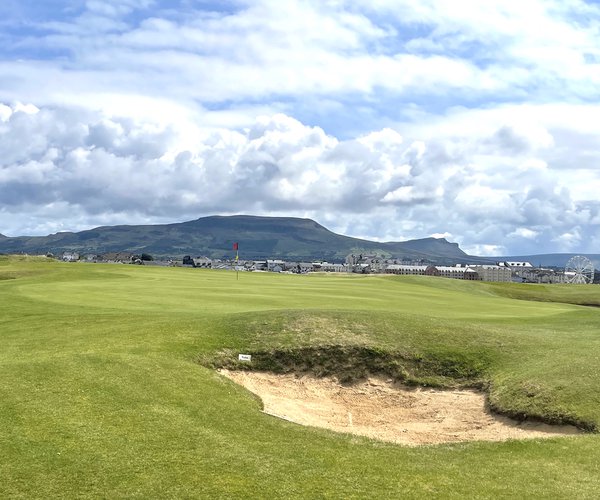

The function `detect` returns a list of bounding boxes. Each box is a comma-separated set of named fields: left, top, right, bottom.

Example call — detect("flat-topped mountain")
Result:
left=0, top=215, right=476, bottom=263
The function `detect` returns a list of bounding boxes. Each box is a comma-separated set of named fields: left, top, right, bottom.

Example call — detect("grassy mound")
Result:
left=202, top=305, right=599, bottom=430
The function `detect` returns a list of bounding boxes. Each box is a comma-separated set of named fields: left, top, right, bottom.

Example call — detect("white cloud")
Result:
left=9, top=0, right=598, bottom=120
left=508, top=228, right=539, bottom=240
left=552, top=230, right=582, bottom=251
left=0, top=104, right=11, bottom=122
left=431, top=232, right=452, bottom=240
left=0, top=104, right=599, bottom=254
left=2, top=1, right=600, bottom=254
left=463, top=243, right=507, bottom=257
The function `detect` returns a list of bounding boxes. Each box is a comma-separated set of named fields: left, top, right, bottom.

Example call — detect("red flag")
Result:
left=233, top=242, right=239, bottom=251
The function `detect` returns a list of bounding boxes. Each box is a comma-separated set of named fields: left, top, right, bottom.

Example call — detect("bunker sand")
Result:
left=221, top=370, right=582, bottom=446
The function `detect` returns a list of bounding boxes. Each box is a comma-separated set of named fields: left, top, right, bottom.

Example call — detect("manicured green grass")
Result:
left=1, top=256, right=600, bottom=498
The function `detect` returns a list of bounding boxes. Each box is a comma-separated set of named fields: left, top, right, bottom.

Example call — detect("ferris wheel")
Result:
left=564, top=256, right=595, bottom=284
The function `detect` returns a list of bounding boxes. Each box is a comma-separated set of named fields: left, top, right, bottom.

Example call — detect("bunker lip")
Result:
left=220, top=369, right=583, bottom=446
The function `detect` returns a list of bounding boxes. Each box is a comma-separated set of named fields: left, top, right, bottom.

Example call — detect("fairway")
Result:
left=1, top=256, right=600, bottom=498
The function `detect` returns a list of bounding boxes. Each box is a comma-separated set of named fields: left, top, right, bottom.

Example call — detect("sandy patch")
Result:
left=220, top=370, right=582, bottom=446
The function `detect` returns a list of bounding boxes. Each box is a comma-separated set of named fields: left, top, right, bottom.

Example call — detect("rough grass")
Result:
left=1, top=257, right=600, bottom=498
left=207, top=343, right=491, bottom=388
left=484, top=280, right=600, bottom=306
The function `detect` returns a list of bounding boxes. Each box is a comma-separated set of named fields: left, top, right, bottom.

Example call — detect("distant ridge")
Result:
left=0, top=215, right=477, bottom=263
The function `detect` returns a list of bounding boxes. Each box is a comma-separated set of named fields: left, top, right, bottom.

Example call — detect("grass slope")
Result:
left=1, top=256, right=599, bottom=498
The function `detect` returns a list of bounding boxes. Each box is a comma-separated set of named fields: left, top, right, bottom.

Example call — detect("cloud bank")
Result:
left=1, top=102, right=599, bottom=254
left=1, top=0, right=600, bottom=255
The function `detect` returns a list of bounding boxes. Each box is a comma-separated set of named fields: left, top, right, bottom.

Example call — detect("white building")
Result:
left=267, top=260, right=285, bottom=272
left=431, top=266, right=466, bottom=279
left=385, top=264, right=428, bottom=275
left=319, top=262, right=347, bottom=273
left=62, top=252, right=79, bottom=262
left=501, top=261, right=533, bottom=269
left=470, top=265, right=513, bottom=282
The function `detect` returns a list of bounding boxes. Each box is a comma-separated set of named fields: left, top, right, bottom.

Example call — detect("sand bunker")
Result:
left=220, top=370, right=582, bottom=446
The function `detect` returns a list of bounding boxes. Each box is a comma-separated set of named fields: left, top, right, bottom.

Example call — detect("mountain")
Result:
left=0, top=215, right=476, bottom=263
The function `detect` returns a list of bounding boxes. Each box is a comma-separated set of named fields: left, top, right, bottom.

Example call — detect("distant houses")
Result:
left=54, top=250, right=573, bottom=284
left=500, top=261, right=565, bottom=284
left=99, top=252, right=135, bottom=263
left=175, top=254, right=530, bottom=282
left=173, top=254, right=576, bottom=283
left=356, top=260, right=513, bottom=282
left=59, top=252, right=173, bottom=266
left=348, top=255, right=519, bottom=282
left=61, top=252, right=80, bottom=262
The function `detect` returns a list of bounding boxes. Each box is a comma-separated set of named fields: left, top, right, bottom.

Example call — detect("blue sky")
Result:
left=1, top=0, right=600, bottom=255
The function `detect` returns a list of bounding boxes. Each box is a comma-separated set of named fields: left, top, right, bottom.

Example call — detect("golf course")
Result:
left=1, top=255, right=599, bottom=498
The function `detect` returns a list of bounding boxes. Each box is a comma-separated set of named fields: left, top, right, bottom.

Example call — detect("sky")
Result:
left=1, top=0, right=600, bottom=256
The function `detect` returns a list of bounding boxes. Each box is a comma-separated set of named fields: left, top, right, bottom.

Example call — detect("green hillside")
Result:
left=0, top=215, right=471, bottom=262
left=1, top=256, right=600, bottom=498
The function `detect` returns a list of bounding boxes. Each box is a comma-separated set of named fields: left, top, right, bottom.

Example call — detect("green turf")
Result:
left=1, top=256, right=600, bottom=498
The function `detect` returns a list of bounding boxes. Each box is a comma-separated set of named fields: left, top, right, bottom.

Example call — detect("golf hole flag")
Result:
left=233, top=242, right=239, bottom=261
